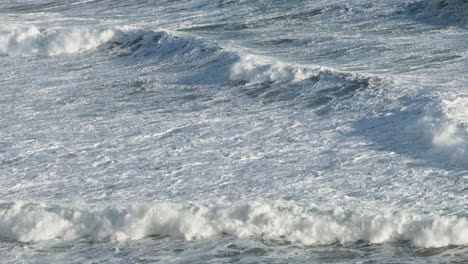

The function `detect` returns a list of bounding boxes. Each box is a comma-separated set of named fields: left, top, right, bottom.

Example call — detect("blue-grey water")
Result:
left=0, top=0, right=467, bottom=263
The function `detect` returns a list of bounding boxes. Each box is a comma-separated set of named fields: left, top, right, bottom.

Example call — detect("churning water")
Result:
left=0, top=0, right=467, bottom=263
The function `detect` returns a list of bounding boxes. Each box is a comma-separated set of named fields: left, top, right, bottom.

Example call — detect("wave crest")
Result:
left=105, top=29, right=378, bottom=107
left=106, top=28, right=213, bottom=59
left=229, top=57, right=378, bottom=108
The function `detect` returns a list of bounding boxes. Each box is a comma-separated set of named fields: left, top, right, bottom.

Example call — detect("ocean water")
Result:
left=0, top=0, right=467, bottom=263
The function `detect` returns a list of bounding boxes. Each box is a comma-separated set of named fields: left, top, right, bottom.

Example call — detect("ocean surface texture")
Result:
left=1, top=0, right=467, bottom=263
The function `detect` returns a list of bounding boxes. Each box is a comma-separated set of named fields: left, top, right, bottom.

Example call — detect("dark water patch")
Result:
left=235, top=71, right=375, bottom=113
left=274, top=8, right=323, bottom=21
left=64, top=65, right=93, bottom=73
left=176, top=53, right=239, bottom=85
left=397, top=0, right=468, bottom=27
left=251, top=3, right=355, bottom=28
left=108, top=32, right=174, bottom=58
left=309, top=48, right=351, bottom=61
left=179, top=22, right=253, bottom=32
left=254, top=38, right=313, bottom=49
left=0, top=1, right=63, bottom=13
left=0, top=155, right=24, bottom=167
left=216, top=242, right=269, bottom=260
left=413, top=245, right=461, bottom=257
left=391, top=54, right=464, bottom=73
left=260, top=238, right=291, bottom=247
left=106, top=29, right=228, bottom=76
left=256, top=38, right=296, bottom=46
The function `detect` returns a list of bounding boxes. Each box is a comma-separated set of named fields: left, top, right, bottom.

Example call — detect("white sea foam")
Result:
left=228, top=56, right=377, bottom=87
left=415, top=97, right=468, bottom=165
left=229, top=56, right=314, bottom=84
left=0, top=201, right=466, bottom=248
left=0, top=25, right=114, bottom=56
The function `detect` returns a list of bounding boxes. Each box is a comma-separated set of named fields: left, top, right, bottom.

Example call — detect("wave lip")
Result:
left=106, top=27, right=222, bottom=61
left=0, top=201, right=467, bottom=248
left=229, top=56, right=379, bottom=108
left=0, top=25, right=114, bottom=56
left=230, top=56, right=313, bottom=84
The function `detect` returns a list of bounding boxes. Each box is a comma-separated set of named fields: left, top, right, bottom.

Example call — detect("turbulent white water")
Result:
left=0, top=25, right=114, bottom=56
left=1, top=201, right=467, bottom=248
left=0, top=0, right=467, bottom=263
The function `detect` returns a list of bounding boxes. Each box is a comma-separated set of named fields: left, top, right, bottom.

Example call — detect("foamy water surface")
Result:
left=0, top=0, right=467, bottom=263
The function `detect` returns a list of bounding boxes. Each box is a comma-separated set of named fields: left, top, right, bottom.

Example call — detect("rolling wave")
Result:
left=0, top=23, right=379, bottom=112
left=229, top=57, right=379, bottom=108
left=104, top=28, right=379, bottom=108
left=0, top=201, right=466, bottom=248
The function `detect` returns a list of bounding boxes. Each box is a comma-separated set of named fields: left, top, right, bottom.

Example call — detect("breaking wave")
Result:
left=0, top=25, right=114, bottom=56
left=229, top=56, right=379, bottom=107
left=414, top=97, right=468, bottom=165
left=103, top=28, right=379, bottom=106
left=0, top=201, right=466, bottom=248
left=0, top=24, right=378, bottom=109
